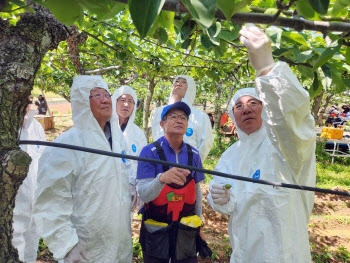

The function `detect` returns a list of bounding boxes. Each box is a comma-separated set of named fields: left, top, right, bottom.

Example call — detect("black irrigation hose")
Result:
left=20, top=140, right=350, bottom=197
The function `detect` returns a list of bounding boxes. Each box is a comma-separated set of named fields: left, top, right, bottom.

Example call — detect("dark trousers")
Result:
left=142, top=252, right=198, bottom=263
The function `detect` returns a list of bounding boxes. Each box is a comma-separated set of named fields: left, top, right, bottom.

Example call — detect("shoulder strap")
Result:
left=186, top=143, right=193, bottom=166
left=153, top=141, right=169, bottom=172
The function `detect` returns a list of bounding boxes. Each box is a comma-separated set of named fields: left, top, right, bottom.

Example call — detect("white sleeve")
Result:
left=255, top=61, right=316, bottom=182
left=197, top=112, right=214, bottom=162
left=150, top=107, right=164, bottom=142
left=33, top=145, right=79, bottom=259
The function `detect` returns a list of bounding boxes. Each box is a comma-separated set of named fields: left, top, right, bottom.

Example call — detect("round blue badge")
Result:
left=252, top=169, right=260, bottom=180
left=121, top=151, right=126, bottom=163
left=37, top=145, right=40, bottom=149
left=186, top=128, right=193, bottom=137
left=132, top=144, right=137, bottom=153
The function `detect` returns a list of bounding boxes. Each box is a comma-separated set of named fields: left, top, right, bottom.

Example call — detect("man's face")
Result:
left=116, top=94, right=134, bottom=119
left=233, top=95, right=263, bottom=135
left=89, top=88, right=112, bottom=123
left=160, top=109, right=188, bottom=136
left=172, top=78, right=188, bottom=99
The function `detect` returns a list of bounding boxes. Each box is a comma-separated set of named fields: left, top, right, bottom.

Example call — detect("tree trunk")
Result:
left=0, top=6, right=70, bottom=261
left=213, top=86, right=222, bottom=131
left=318, top=93, right=333, bottom=126
left=311, top=90, right=325, bottom=125
left=143, top=75, right=156, bottom=141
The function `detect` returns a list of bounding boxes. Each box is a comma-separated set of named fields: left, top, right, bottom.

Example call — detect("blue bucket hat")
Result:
left=161, top=101, right=191, bottom=120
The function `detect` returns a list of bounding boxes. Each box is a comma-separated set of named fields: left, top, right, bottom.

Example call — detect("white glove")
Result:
left=130, top=184, right=143, bottom=211
left=239, top=24, right=274, bottom=72
left=64, top=243, right=89, bottom=263
left=211, top=184, right=230, bottom=205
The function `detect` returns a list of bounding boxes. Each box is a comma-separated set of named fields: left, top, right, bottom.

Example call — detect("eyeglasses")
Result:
left=89, top=93, right=111, bottom=101
left=233, top=99, right=261, bottom=111
left=166, top=113, right=188, bottom=122
left=117, top=98, right=134, bottom=104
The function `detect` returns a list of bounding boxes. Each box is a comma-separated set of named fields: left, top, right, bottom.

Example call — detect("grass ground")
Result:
left=36, top=111, right=350, bottom=263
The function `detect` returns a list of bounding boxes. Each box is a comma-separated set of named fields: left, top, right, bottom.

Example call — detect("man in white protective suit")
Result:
left=207, top=24, right=316, bottom=263
left=33, top=76, right=132, bottom=263
left=111, top=85, right=147, bottom=212
left=151, top=75, right=214, bottom=162
left=13, top=96, right=46, bottom=263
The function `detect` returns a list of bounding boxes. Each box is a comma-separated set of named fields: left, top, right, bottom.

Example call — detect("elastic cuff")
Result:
left=256, top=62, right=275, bottom=76
left=156, top=173, right=165, bottom=185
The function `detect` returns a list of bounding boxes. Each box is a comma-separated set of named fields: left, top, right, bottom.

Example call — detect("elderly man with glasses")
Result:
left=207, top=24, right=316, bottom=263
left=136, top=101, right=206, bottom=263
left=33, top=76, right=133, bottom=263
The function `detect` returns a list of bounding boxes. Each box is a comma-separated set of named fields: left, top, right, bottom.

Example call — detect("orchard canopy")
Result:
left=2, top=0, right=350, bottom=130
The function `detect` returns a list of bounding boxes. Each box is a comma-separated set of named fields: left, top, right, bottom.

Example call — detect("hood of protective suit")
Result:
left=21, top=109, right=36, bottom=130
left=228, top=88, right=267, bottom=140
left=71, top=75, right=109, bottom=130
left=169, top=75, right=196, bottom=106
left=111, top=85, right=137, bottom=128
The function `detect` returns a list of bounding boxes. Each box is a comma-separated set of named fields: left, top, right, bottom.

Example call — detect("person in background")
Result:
left=340, top=104, right=350, bottom=119
left=111, top=86, right=147, bottom=212
left=33, top=76, right=132, bottom=263
left=207, top=24, right=316, bottom=263
left=12, top=95, right=46, bottom=263
left=150, top=75, right=213, bottom=162
left=34, top=94, right=48, bottom=115
left=137, top=101, right=205, bottom=263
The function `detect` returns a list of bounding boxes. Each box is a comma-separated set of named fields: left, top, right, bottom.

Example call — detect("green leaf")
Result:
left=156, top=27, right=168, bottom=45
left=206, top=22, right=221, bottom=46
left=308, top=71, right=323, bottom=98
left=308, top=0, right=329, bottom=15
left=217, top=0, right=236, bottom=21
left=129, top=0, right=165, bottom=39
left=295, top=50, right=314, bottom=63
left=181, top=38, right=193, bottom=50
left=295, top=0, right=318, bottom=19
left=331, top=67, right=347, bottom=93
left=201, top=34, right=212, bottom=49
left=298, top=65, right=314, bottom=79
left=45, top=0, right=82, bottom=26
left=158, top=11, right=174, bottom=29
left=266, top=27, right=282, bottom=48
left=272, top=48, right=291, bottom=57
left=283, top=31, right=310, bottom=47
left=232, top=0, right=252, bottom=16
left=345, top=46, right=350, bottom=65
left=333, top=0, right=350, bottom=15
left=180, top=0, right=216, bottom=28
left=79, top=0, right=124, bottom=21
left=181, top=20, right=196, bottom=40
left=332, top=0, right=350, bottom=16
left=320, top=64, right=332, bottom=89
left=97, top=2, right=125, bottom=22
left=313, top=39, right=342, bottom=70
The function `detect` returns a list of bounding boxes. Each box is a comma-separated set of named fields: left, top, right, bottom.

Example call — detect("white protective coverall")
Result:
left=33, top=76, right=132, bottom=263
left=111, top=85, right=147, bottom=210
left=151, top=75, right=213, bottom=162
left=207, top=62, right=316, bottom=263
left=13, top=110, right=46, bottom=263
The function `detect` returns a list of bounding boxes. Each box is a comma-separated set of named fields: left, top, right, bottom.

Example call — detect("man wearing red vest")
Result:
left=137, top=101, right=205, bottom=263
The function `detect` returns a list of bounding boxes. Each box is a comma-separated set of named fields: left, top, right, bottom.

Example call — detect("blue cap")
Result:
left=161, top=101, right=191, bottom=120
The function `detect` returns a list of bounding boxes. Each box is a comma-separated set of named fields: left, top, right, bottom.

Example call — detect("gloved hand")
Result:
left=130, top=184, right=143, bottom=211
left=239, top=24, right=274, bottom=72
left=64, top=243, right=89, bottom=263
left=211, top=184, right=230, bottom=205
